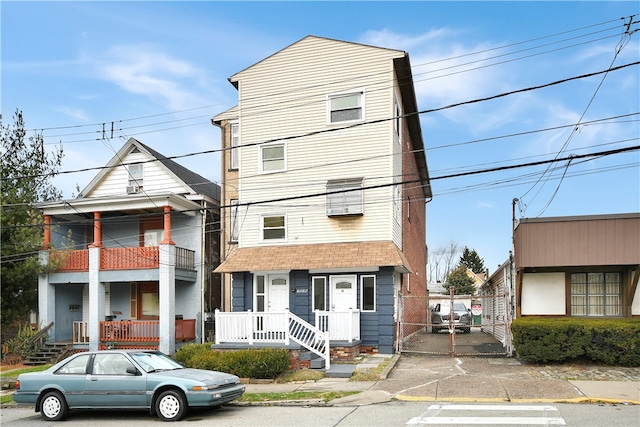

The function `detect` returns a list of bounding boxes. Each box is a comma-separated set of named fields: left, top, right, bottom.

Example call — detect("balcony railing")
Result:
left=72, top=319, right=196, bottom=345
left=314, top=310, right=360, bottom=342
left=51, top=246, right=195, bottom=272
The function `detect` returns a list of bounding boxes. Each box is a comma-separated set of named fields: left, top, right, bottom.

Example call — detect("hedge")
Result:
left=511, top=317, right=640, bottom=366
left=174, top=344, right=290, bottom=379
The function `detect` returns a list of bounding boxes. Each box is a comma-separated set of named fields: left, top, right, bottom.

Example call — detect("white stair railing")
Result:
left=287, top=311, right=330, bottom=369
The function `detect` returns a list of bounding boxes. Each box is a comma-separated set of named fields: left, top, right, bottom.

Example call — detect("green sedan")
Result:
left=13, top=349, right=245, bottom=422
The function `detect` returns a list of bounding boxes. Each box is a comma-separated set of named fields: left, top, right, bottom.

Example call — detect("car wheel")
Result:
left=156, top=389, right=187, bottom=422
left=431, top=327, right=439, bottom=333
left=40, top=391, right=69, bottom=421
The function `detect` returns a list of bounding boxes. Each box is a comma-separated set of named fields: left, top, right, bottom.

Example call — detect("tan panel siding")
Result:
left=515, top=216, right=640, bottom=267
left=91, top=153, right=189, bottom=197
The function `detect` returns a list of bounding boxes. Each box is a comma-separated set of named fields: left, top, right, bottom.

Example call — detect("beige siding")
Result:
left=90, top=152, right=190, bottom=197
left=234, top=38, right=404, bottom=248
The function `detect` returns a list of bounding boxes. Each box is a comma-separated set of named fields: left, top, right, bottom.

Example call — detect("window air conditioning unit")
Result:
left=126, top=185, right=140, bottom=194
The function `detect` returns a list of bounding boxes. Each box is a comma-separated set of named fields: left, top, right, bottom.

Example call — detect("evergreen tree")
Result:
left=459, top=246, right=485, bottom=274
left=444, top=265, right=477, bottom=296
left=1, top=110, right=63, bottom=333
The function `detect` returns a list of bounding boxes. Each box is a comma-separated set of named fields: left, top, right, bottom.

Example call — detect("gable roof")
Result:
left=80, top=138, right=220, bottom=201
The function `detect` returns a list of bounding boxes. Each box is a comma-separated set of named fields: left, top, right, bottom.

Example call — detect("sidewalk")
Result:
left=242, top=354, right=640, bottom=406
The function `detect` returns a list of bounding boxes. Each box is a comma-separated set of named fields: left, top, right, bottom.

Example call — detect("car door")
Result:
left=51, top=353, right=92, bottom=407
left=84, top=353, right=147, bottom=408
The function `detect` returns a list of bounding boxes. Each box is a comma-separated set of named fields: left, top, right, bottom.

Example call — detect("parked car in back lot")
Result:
left=431, top=301, right=472, bottom=333
left=13, top=349, right=245, bottom=422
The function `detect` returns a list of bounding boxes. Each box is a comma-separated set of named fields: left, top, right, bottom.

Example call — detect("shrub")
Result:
left=175, top=346, right=290, bottom=379
left=512, top=317, right=640, bottom=366
left=4, top=323, right=40, bottom=359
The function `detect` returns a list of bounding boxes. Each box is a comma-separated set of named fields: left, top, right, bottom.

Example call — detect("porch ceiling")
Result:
left=215, top=241, right=413, bottom=273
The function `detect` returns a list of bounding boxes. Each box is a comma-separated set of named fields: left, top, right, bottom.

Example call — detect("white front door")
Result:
left=267, top=275, right=289, bottom=312
left=330, top=275, right=356, bottom=311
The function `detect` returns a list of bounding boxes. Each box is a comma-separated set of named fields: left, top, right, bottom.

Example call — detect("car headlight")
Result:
left=192, top=385, right=219, bottom=391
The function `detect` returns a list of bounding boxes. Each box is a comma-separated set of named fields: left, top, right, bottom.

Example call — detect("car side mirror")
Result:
left=126, top=366, right=140, bottom=375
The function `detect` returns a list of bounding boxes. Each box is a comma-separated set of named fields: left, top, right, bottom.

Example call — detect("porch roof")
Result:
left=215, top=241, right=413, bottom=273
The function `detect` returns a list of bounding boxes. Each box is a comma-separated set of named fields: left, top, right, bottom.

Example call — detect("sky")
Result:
left=2, top=1, right=639, bottom=276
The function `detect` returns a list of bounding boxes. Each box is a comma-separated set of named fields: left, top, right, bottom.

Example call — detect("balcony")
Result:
left=72, top=319, right=196, bottom=348
left=49, top=246, right=195, bottom=272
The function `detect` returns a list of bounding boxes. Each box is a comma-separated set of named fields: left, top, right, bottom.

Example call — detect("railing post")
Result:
left=214, top=309, right=220, bottom=344
left=246, top=310, right=253, bottom=345
left=284, top=309, right=290, bottom=346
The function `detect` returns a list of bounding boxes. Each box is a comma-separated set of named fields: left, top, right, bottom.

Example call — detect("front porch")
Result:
left=214, top=309, right=360, bottom=369
left=72, top=319, right=196, bottom=350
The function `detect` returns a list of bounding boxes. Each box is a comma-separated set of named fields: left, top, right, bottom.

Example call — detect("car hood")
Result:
left=151, top=368, right=240, bottom=385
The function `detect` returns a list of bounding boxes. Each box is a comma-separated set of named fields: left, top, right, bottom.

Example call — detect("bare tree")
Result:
left=427, top=241, right=462, bottom=284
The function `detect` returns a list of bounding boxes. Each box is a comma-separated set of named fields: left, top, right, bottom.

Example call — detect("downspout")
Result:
left=200, top=204, right=207, bottom=344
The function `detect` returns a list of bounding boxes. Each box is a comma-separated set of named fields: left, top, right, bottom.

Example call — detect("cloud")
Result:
left=55, top=107, right=89, bottom=122
left=91, top=44, right=212, bottom=110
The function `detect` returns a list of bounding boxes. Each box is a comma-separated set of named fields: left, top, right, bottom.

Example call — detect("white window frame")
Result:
left=260, top=214, right=287, bottom=242
left=394, top=95, right=402, bottom=138
left=229, top=121, right=239, bottom=170
left=312, top=276, right=327, bottom=311
left=259, top=142, right=286, bottom=173
left=327, top=90, right=364, bottom=124
left=229, top=199, right=239, bottom=243
left=326, top=178, right=364, bottom=216
left=360, top=275, right=376, bottom=312
left=128, top=164, right=143, bottom=188
left=570, top=272, right=622, bottom=317
left=393, top=184, right=401, bottom=224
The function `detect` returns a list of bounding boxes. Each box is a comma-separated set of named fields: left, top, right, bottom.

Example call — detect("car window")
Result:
left=453, top=303, right=467, bottom=311
left=93, top=353, right=135, bottom=375
left=55, top=354, right=92, bottom=375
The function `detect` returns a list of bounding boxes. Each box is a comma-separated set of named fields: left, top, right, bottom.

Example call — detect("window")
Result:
left=255, top=275, right=265, bottom=312
left=312, top=277, right=326, bottom=311
left=230, top=199, right=239, bottom=242
left=394, top=96, right=401, bottom=137
left=393, top=185, right=401, bottom=224
left=260, top=143, right=285, bottom=172
left=361, top=275, right=376, bottom=311
left=230, top=122, right=239, bottom=170
left=261, top=215, right=286, bottom=241
left=127, top=164, right=143, bottom=193
left=326, top=178, right=363, bottom=216
left=328, top=91, right=363, bottom=123
left=571, top=272, right=621, bottom=316
left=144, top=229, right=164, bottom=246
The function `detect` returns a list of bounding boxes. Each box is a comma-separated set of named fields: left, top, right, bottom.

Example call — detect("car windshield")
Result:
left=453, top=303, right=467, bottom=311
left=130, top=352, right=184, bottom=373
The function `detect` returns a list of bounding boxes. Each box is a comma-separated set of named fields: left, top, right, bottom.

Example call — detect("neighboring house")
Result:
left=211, top=35, right=432, bottom=364
left=482, top=213, right=640, bottom=348
left=36, top=138, right=221, bottom=355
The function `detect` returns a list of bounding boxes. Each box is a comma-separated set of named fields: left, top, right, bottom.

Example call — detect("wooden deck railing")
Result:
left=72, top=320, right=196, bottom=344
left=314, top=310, right=360, bottom=342
left=50, top=246, right=195, bottom=272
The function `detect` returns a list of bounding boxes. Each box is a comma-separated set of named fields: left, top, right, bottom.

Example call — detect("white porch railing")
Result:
left=314, top=310, right=360, bottom=342
left=214, top=309, right=332, bottom=369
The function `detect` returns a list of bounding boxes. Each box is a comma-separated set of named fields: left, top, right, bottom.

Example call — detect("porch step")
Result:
left=324, top=363, right=357, bottom=378
left=24, top=342, right=72, bottom=366
left=300, top=351, right=327, bottom=369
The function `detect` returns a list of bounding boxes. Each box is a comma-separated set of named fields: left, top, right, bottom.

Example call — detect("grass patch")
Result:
left=350, top=357, right=392, bottom=381
left=276, top=369, right=325, bottom=383
left=237, top=390, right=357, bottom=403
left=0, top=394, right=15, bottom=405
left=0, top=365, right=50, bottom=380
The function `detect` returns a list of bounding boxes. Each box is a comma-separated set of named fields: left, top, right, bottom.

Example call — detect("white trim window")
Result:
left=327, top=91, right=364, bottom=124
left=261, top=214, right=286, bottom=241
left=229, top=199, right=239, bottom=243
left=230, top=121, right=239, bottom=170
left=360, top=275, right=376, bottom=312
left=393, top=184, right=401, bottom=224
left=326, top=178, right=363, bottom=216
left=570, top=272, right=621, bottom=317
left=260, top=142, right=286, bottom=173
left=394, top=95, right=401, bottom=137
left=312, top=276, right=327, bottom=311
left=127, top=164, right=143, bottom=193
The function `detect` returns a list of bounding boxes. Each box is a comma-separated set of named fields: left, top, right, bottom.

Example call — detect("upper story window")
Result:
left=326, top=178, right=363, bottom=216
left=261, top=214, right=286, bottom=241
left=260, top=143, right=286, bottom=173
left=394, top=96, right=401, bottom=137
left=328, top=91, right=364, bottom=124
left=127, top=164, right=143, bottom=193
left=230, top=122, right=239, bottom=170
left=570, top=272, right=621, bottom=317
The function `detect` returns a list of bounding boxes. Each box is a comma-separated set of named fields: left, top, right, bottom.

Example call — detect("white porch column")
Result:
left=88, top=246, right=104, bottom=352
left=159, top=243, right=176, bottom=355
left=38, top=250, right=55, bottom=337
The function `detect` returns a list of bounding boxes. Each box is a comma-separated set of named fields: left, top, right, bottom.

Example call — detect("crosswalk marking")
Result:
left=407, top=404, right=566, bottom=425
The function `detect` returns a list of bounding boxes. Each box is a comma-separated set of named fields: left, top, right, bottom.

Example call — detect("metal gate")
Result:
left=397, top=289, right=511, bottom=357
